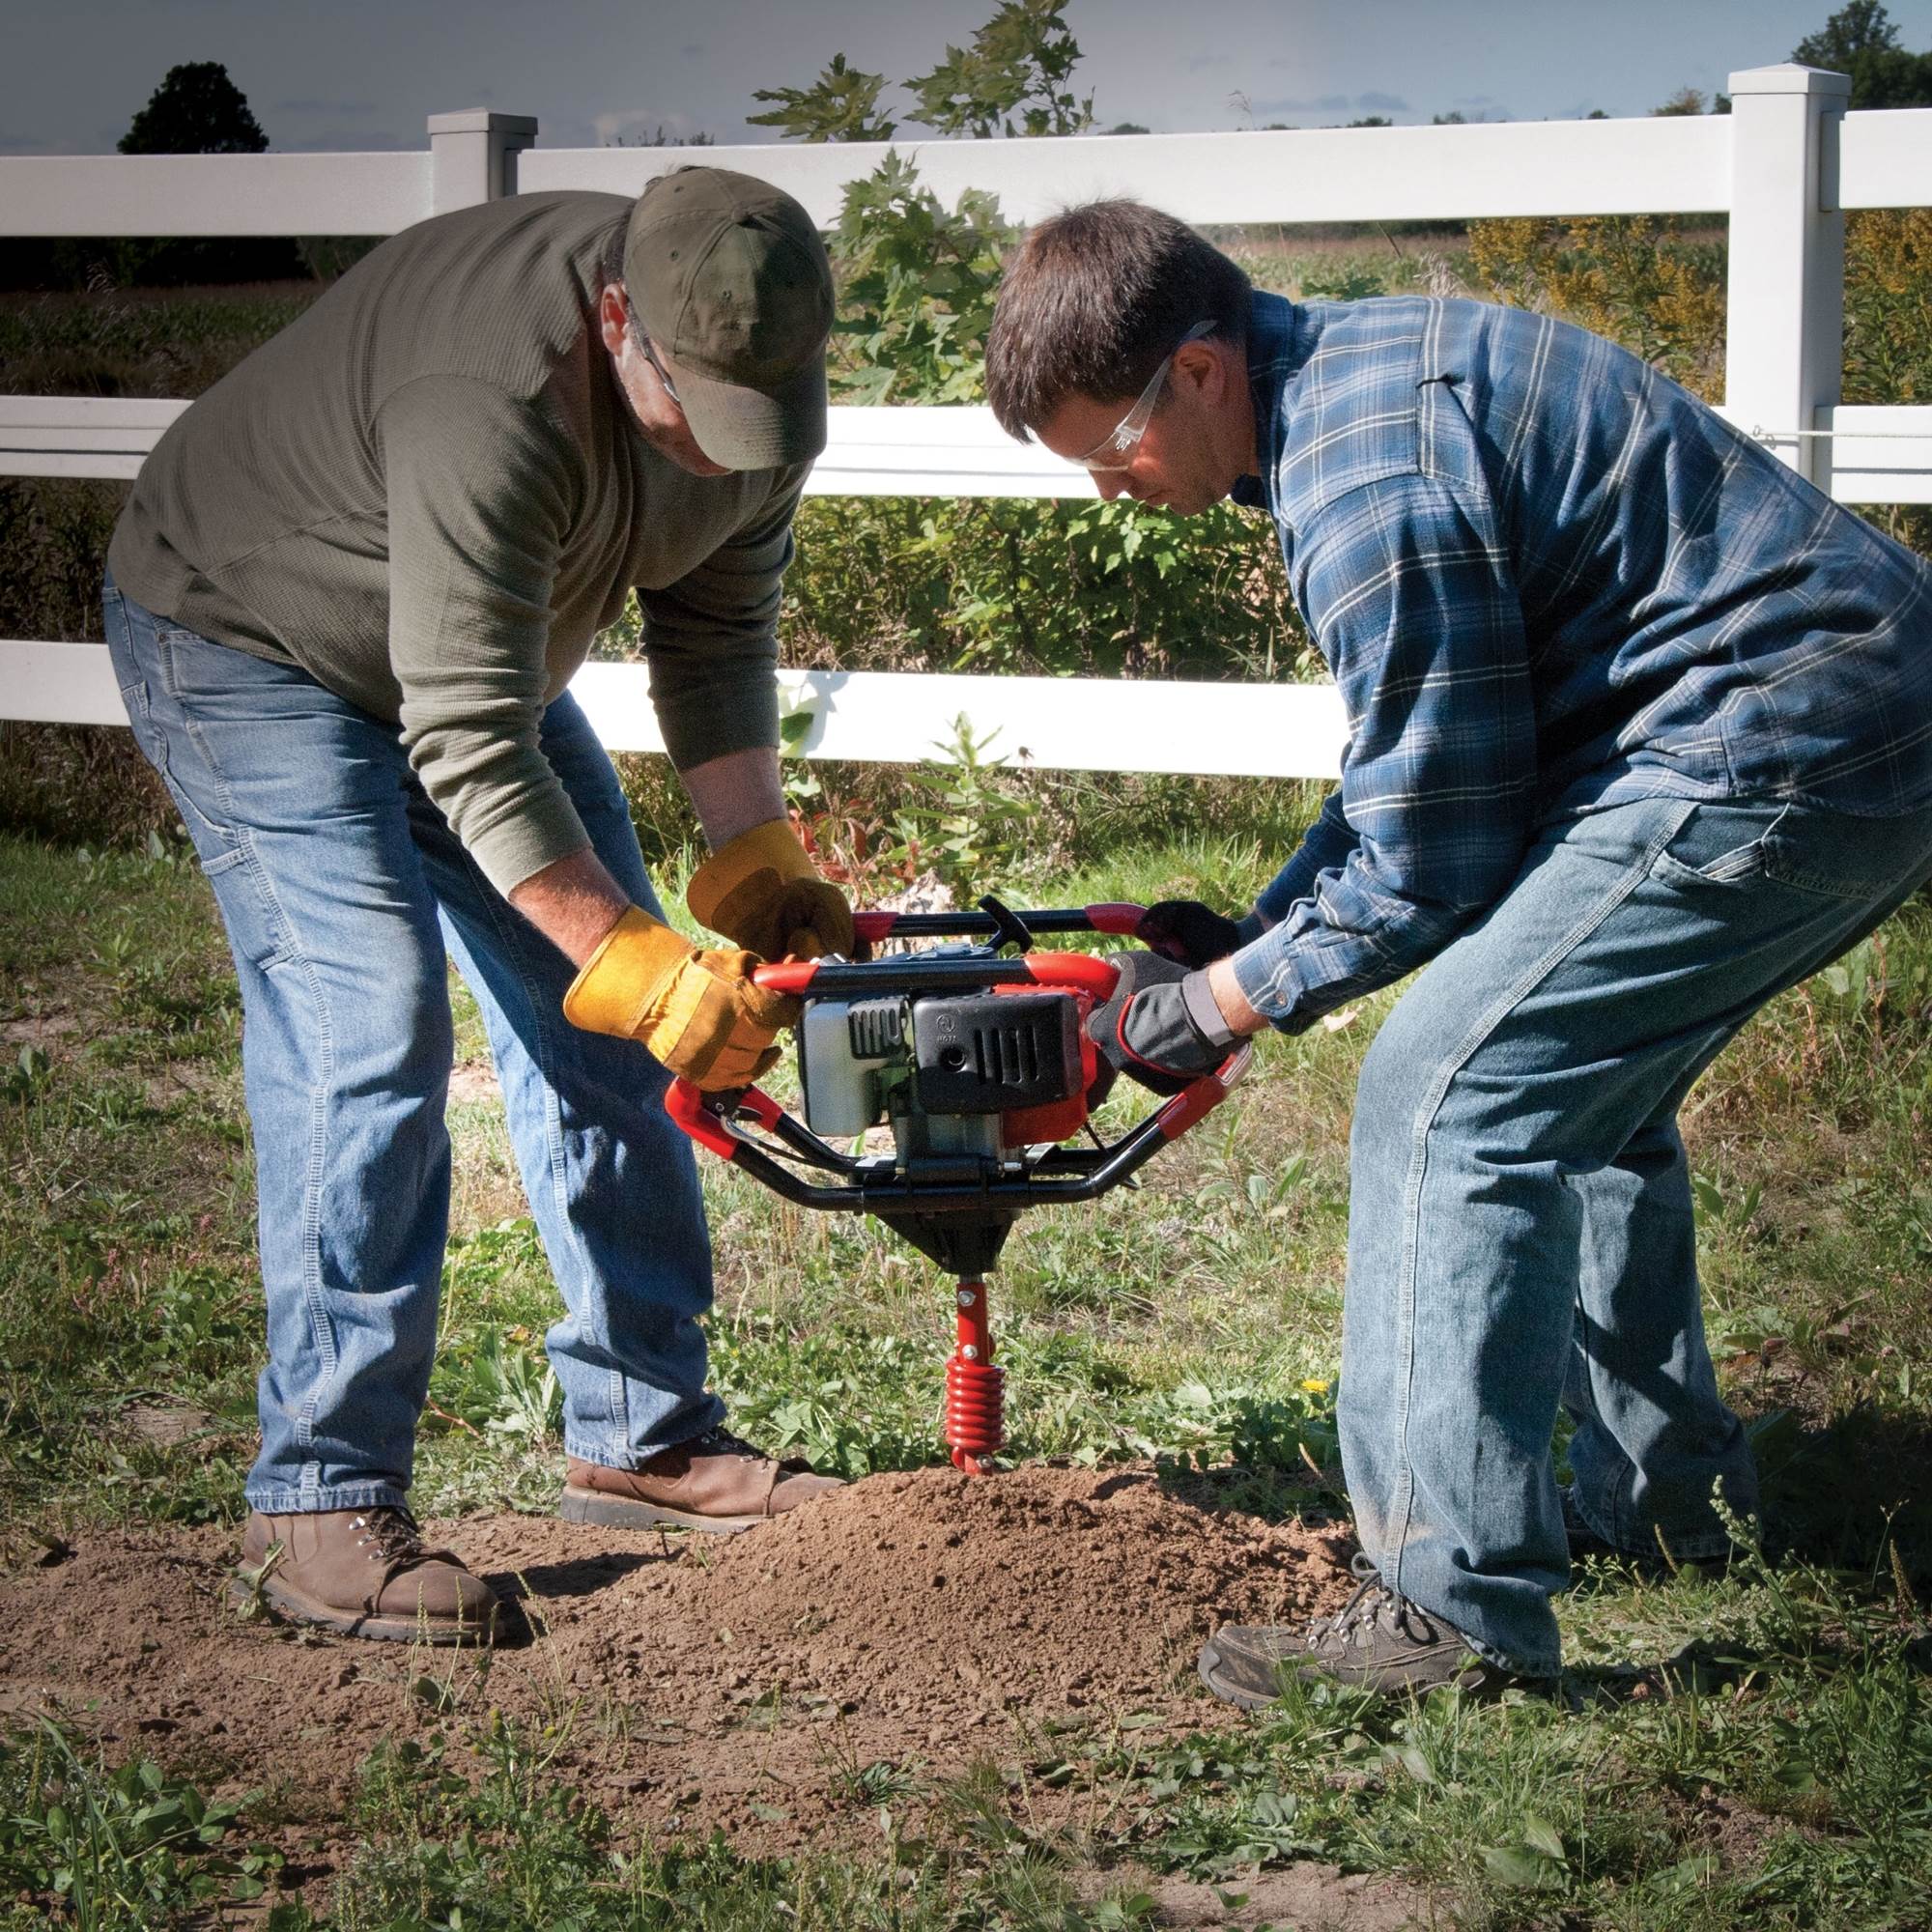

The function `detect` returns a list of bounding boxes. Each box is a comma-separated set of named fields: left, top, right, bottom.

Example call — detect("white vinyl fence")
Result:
left=5, top=70, right=1931, bottom=781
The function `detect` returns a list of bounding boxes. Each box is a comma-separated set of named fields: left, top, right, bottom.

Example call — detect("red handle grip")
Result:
left=1081, top=902, right=1150, bottom=936
left=665, top=1079, right=783, bottom=1158
left=1018, top=952, right=1119, bottom=999
left=1153, top=1042, right=1254, bottom=1142
left=753, top=958, right=819, bottom=995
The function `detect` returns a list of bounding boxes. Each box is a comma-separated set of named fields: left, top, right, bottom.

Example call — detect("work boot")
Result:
left=232, top=1506, right=499, bottom=1644
left=557, top=1426, right=843, bottom=1534
left=1198, top=1554, right=1548, bottom=1707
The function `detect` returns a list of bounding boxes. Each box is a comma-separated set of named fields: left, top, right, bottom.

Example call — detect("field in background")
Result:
left=2, top=829, right=1928, bottom=1927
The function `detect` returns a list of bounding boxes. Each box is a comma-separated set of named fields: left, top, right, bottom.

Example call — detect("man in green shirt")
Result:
left=103, top=167, right=851, bottom=1644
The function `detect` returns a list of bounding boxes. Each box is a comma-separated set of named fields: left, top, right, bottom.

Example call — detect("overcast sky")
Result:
left=6, top=0, right=1931, bottom=156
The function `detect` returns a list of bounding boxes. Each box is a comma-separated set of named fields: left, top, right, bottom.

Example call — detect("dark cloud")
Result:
left=680, top=44, right=703, bottom=58
left=0, top=134, right=56, bottom=152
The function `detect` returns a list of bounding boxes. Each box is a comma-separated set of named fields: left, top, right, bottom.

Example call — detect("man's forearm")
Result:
left=1207, top=954, right=1265, bottom=1035
left=680, top=744, right=787, bottom=849
left=509, top=846, right=632, bottom=968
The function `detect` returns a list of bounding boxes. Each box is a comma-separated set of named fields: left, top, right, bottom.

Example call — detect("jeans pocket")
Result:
left=1647, top=803, right=1782, bottom=895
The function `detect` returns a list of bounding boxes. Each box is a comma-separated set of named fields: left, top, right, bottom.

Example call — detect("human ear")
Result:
left=1170, top=340, right=1221, bottom=406
left=597, top=283, right=629, bottom=357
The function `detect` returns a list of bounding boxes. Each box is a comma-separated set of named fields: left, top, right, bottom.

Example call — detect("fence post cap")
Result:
left=1726, top=63, right=1852, bottom=99
left=426, top=109, right=540, bottom=136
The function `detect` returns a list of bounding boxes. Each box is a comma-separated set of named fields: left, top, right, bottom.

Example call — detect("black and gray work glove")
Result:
left=1136, top=898, right=1245, bottom=970
left=1088, top=951, right=1238, bottom=1097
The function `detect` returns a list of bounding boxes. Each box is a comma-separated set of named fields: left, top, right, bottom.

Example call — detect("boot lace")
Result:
left=350, top=1506, right=429, bottom=1566
left=1323, top=1550, right=1442, bottom=1648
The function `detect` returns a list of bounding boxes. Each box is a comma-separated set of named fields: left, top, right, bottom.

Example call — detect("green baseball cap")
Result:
left=624, top=166, right=834, bottom=469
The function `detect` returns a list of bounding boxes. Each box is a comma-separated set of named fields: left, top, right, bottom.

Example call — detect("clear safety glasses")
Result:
left=639, top=334, right=682, bottom=405
left=1075, top=320, right=1214, bottom=471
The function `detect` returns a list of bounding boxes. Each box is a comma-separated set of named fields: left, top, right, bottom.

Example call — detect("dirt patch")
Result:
left=2, top=1465, right=1352, bottom=1860
left=1141, top=1864, right=1435, bottom=1929
left=0, top=1010, right=82, bottom=1049
left=446, top=1059, right=501, bottom=1106
left=120, top=1398, right=214, bottom=1448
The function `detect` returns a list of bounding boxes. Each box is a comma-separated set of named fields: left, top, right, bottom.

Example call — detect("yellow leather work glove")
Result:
left=686, top=819, right=856, bottom=963
left=562, top=906, right=800, bottom=1092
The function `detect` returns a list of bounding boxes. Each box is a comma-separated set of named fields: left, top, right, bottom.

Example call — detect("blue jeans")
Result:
left=1341, top=793, right=1932, bottom=1676
left=103, top=579, right=724, bottom=1513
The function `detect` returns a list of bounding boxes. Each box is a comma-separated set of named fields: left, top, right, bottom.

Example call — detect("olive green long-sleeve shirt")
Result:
left=108, top=190, right=809, bottom=895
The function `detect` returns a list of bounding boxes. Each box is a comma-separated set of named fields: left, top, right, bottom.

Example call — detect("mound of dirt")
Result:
left=4, top=1464, right=1352, bottom=1855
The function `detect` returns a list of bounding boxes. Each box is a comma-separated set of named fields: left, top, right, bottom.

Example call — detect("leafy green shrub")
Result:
left=824, top=152, right=1007, bottom=405
left=783, top=492, right=1299, bottom=683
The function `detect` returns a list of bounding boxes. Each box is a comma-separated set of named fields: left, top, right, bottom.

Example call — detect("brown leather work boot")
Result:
left=231, top=1506, right=499, bottom=1644
left=557, top=1426, right=843, bottom=1534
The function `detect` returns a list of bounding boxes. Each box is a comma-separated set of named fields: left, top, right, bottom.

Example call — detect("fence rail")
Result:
left=3, top=68, right=1929, bottom=781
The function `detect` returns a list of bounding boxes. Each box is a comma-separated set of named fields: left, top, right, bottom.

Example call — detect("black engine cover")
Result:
left=909, top=991, right=1081, bottom=1115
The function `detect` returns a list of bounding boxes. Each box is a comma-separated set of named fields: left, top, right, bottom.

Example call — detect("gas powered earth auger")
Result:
left=665, top=899, right=1251, bottom=1473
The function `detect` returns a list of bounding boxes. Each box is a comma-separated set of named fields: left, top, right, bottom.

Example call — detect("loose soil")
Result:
left=3, top=1464, right=1354, bottom=1864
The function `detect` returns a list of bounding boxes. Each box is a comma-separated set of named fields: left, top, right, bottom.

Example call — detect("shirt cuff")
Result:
left=1229, top=925, right=1318, bottom=1036
left=464, top=791, right=593, bottom=899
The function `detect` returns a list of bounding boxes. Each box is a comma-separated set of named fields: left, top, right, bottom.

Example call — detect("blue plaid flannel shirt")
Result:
left=1226, top=292, right=1932, bottom=1032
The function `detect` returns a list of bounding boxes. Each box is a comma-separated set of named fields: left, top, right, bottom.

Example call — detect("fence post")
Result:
left=427, top=109, right=539, bottom=214
left=1724, top=63, right=1850, bottom=490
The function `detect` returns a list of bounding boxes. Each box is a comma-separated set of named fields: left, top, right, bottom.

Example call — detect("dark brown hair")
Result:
left=985, top=200, right=1252, bottom=441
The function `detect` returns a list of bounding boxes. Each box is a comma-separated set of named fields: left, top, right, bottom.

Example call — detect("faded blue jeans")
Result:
left=103, top=578, right=724, bottom=1513
left=1341, top=792, right=1932, bottom=1677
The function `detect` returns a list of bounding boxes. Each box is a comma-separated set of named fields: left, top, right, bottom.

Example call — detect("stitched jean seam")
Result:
left=1385, top=800, right=1698, bottom=1603
left=449, top=841, right=630, bottom=1438
left=146, top=632, right=340, bottom=1463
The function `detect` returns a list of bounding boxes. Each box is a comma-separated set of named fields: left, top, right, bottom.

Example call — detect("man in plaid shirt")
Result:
left=987, top=201, right=1932, bottom=1702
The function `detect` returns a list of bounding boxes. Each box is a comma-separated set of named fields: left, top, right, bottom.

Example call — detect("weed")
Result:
left=0, top=1720, right=280, bottom=1925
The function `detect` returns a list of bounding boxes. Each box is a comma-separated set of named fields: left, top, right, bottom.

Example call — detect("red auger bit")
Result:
left=665, top=897, right=1250, bottom=1473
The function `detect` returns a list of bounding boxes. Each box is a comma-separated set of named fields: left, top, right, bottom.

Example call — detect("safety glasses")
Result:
left=1075, top=320, right=1214, bottom=471
left=639, top=333, right=682, bottom=405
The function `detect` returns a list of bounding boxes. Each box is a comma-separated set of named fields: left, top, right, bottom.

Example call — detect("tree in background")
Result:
left=1652, top=85, right=1730, bottom=116
left=117, top=61, right=269, bottom=156
left=1793, top=0, right=1932, bottom=107
left=114, top=62, right=304, bottom=286
left=750, top=53, right=897, bottom=144
left=904, top=0, right=1093, bottom=139
left=747, top=0, right=1091, bottom=143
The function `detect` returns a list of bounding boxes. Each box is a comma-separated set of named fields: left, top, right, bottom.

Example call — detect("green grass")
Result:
left=2, top=827, right=1930, bottom=1926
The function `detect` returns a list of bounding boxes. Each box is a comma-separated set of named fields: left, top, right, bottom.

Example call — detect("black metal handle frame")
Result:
left=703, top=1093, right=1170, bottom=1212
left=688, top=1040, right=1252, bottom=1218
